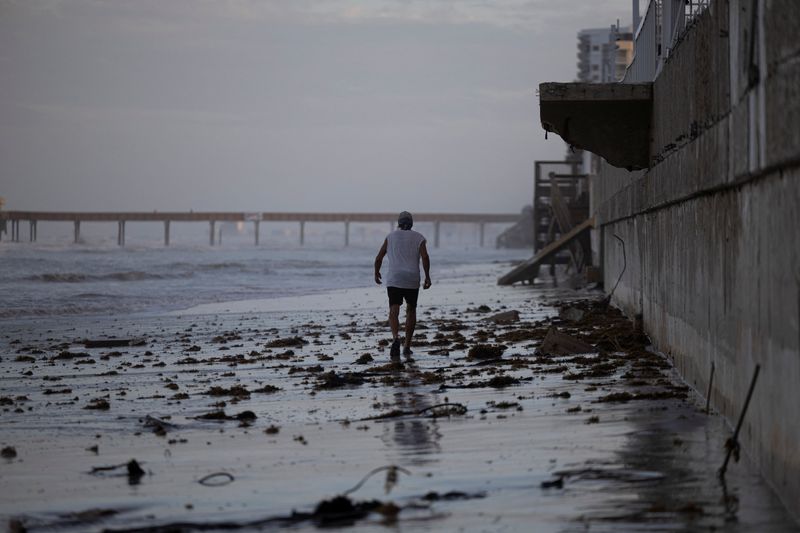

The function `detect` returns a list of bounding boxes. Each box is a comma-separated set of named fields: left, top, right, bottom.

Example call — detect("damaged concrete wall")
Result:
left=595, top=0, right=800, bottom=519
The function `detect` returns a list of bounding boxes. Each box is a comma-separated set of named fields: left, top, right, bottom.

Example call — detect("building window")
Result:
left=592, top=65, right=599, bottom=71
left=592, top=45, right=599, bottom=51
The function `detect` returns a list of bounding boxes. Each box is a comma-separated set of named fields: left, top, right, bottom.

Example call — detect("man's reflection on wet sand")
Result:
left=379, top=359, right=442, bottom=465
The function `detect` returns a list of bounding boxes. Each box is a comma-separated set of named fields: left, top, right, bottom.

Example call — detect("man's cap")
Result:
left=398, top=211, right=413, bottom=227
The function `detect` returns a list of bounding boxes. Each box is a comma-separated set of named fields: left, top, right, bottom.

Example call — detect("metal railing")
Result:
left=622, top=0, right=711, bottom=83
left=623, top=0, right=661, bottom=82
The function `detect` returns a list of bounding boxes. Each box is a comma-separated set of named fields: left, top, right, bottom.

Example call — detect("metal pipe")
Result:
left=719, top=364, right=761, bottom=477
left=705, top=360, right=715, bottom=414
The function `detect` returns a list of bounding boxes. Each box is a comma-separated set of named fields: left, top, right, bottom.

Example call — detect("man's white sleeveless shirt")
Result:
left=385, top=229, right=426, bottom=289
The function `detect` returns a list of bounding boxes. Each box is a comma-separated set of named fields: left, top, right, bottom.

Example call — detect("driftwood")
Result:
left=83, top=338, right=146, bottom=348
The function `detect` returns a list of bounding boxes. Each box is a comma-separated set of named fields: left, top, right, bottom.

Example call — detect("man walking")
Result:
left=374, top=211, right=431, bottom=358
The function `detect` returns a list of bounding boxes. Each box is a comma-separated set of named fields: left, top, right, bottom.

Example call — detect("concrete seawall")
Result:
left=595, top=0, right=800, bottom=519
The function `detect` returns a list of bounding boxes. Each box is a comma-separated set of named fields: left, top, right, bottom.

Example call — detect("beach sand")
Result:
left=1, top=264, right=797, bottom=532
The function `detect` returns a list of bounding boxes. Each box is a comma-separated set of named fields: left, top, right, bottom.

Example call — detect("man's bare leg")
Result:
left=389, top=304, right=401, bottom=339
left=389, top=304, right=401, bottom=357
left=404, top=306, right=416, bottom=354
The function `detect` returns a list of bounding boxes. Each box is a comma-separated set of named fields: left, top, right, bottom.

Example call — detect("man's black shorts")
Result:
left=387, top=286, right=419, bottom=307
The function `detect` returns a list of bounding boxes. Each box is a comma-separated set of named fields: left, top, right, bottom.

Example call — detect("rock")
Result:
left=1, top=446, right=17, bottom=459
left=538, top=327, right=593, bottom=355
left=485, top=310, right=520, bottom=324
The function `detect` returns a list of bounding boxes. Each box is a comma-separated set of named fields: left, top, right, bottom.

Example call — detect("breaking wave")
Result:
left=24, top=271, right=194, bottom=283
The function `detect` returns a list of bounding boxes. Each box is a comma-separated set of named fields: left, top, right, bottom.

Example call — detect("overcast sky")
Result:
left=1, top=0, right=636, bottom=213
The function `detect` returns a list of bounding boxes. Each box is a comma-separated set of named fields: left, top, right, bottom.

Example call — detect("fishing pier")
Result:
left=0, top=211, right=520, bottom=248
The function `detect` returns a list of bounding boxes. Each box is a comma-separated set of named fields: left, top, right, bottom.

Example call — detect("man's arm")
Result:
left=420, top=241, right=431, bottom=289
left=374, top=239, right=388, bottom=284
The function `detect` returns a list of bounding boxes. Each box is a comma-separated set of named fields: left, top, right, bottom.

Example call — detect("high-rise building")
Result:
left=577, top=26, right=634, bottom=83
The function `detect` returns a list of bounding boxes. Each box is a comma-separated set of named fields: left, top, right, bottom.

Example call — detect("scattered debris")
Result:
left=422, top=490, right=486, bottom=501
left=467, top=344, right=506, bottom=360
left=266, top=336, right=308, bottom=348
left=83, top=399, right=110, bottom=410
left=538, top=327, right=593, bottom=355
left=198, top=472, right=235, bottom=486
left=83, top=338, right=145, bottom=348
left=540, top=477, right=564, bottom=489
left=558, top=307, right=584, bottom=322
left=206, top=385, right=251, bottom=398
left=89, top=459, right=145, bottom=484
left=315, top=371, right=365, bottom=390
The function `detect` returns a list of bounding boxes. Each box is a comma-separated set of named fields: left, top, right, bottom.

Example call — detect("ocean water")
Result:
left=0, top=238, right=527, bottom=320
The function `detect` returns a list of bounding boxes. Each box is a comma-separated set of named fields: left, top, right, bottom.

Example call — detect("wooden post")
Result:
left=434, top=221, right=441, bottom=248
left=254, top=220, right=260, bottom=246
left=479, top=222, right=485, bottom=247
left=344, top=220, right=350, bottom=247
left=209, top=221, right=215, bottom=246
left=299, top=220, right=305, bottom=246
left=29, top=220, right=34, bottom=242
left=74, top=220, right=81, bottom=244
left=164, top=220, right=170, bottom=246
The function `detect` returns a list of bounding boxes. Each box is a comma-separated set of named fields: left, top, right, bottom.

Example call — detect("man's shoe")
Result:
left=390, top=339, right=401, bottom=358
left=403, top=346, right=413, bottom=356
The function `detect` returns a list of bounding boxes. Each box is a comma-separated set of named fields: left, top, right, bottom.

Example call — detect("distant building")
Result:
left=576, top=26, right=633, bottom=83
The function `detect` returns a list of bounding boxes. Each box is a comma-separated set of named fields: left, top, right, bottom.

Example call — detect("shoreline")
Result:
left=1, top=269, right=796, bottom=532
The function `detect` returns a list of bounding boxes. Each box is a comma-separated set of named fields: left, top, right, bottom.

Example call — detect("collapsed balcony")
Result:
left=539, top=82, right=653, bottom=170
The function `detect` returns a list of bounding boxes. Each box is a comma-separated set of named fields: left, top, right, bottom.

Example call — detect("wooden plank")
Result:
left=497, top=217, right=594, bottom=285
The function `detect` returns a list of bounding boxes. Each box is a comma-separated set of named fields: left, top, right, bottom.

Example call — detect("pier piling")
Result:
left=344, top=221, right=350, bottom=247
left=209, top=221, right=215, bottom=246
left=434, top=221, right=441, bottom=248
left=73, top=221, right=81, bottom=244
left=117, top=220, right=126, bottom=246
left=164, top=221, right=170, bottom=246
left=254, top=221, right=260, bottom=246
left=479, top=222, right=485, bottom=247
left=299, top=221, right=305, bottom=246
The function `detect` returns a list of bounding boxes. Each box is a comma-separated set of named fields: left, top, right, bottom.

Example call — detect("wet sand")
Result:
left=1, top=265, right=797, bottom=532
